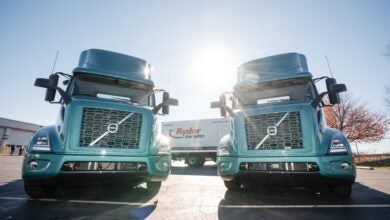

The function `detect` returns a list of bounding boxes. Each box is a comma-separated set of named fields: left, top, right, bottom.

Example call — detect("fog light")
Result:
left=156, top=160, right=170, bottom=171
left=219, top=162, right=231, bottom=171
left=29, top=161, right=38, bottom=170
left=307, top=162, right=319, bottom=172
left=136, top=163, right=147, bottom=171
left=341, top=162, right=350, bottom=170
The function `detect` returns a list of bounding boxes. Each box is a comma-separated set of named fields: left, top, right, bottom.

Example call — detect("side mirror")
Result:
left=210, top=101, right=220, bottom=108
left=34, top=78, right=52, bottom=88
left=219, top=94, right=227, bottom=117
left=161, top=91, right=179, bottom=115
left=162, top=92, right=170, bottom=115
left=326, top=78, right=347, bottom=105
left=166, top=98, right=178, bottom=106
left=329, top=83, right=347, bottom=93
left=210, top=101, right=227, bottom=116
left=34, top=74, right=71, bottom=104
left=210, top=94, right=232, bottom=117
left=35, top=74, right=59, bottom=102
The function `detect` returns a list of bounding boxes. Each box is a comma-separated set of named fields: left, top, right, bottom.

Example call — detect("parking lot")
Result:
left=1, top=156, right=390, bottom=219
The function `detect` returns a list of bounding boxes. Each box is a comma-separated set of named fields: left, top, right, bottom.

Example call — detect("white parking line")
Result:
left=0, top=196, right=156, bottom=206
left=1, top=196, right=390, bottom=209
left=219, top=204, right=390, bottom=209
left=358, top=177, right=390, bottom=179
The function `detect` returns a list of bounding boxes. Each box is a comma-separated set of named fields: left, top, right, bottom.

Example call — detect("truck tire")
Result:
left=330, top=185, right=352, bottom=197
left=147, top=181, right=162, bottom=194
left=24, top=184, right=46, bottom=198
left=187, top=155, right=200, bottom=167
left=224, top=181, right=241, bottom=191
left=197, top=158, right=206, bottom=167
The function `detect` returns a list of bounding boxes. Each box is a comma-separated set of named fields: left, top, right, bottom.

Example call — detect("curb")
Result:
left=356, top=166, right=374, bottom=170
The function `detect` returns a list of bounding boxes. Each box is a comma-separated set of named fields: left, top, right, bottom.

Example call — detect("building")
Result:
left=0, top=117, right=42, bottom=155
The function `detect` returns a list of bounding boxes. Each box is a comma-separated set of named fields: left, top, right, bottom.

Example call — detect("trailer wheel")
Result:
left=224, top=181, right=241, bottom=191
left=187, top=155, right=200, bottom=167
left=197, top=158, right=205, bottom=167
left=330, top=185, right=352, bottom=197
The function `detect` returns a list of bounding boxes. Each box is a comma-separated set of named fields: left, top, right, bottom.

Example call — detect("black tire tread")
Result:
left=224, top=181, right=241, bottom=191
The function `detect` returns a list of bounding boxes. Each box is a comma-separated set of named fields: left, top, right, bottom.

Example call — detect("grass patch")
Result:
left=354, top=154, right=390, bottom=169
left=368, top=166, right=390, bottom=170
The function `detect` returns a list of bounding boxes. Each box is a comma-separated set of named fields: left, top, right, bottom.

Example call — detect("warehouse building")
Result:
left=0, top=117, right=42, bottom=155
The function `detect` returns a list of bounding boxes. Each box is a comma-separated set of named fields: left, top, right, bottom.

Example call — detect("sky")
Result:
left=0, top=0, right=389, bottom=153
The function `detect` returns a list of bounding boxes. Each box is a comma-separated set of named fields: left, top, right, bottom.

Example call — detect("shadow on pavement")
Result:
left=218, top=183, right=390, bottom=220
left=171, top=163, right=217, bottom=176
left=0, top=179, right=159, bottom=220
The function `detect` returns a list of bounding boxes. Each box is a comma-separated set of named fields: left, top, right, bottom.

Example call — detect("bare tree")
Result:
left=324, top=94, right=389, bottom=143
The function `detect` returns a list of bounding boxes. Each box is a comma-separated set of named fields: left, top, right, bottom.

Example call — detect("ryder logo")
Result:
left=169, top=128, right=204, bottom=139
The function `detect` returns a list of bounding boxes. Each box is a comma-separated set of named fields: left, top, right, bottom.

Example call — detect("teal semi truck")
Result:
left=211, top=53, right=355, bottom=197
left=22, top=49, right=178, bottom=198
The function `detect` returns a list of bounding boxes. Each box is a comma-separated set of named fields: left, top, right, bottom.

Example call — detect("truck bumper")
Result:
left=22, top=153, right=171, bottom=187
left=217, top=155, right=356, bottom=187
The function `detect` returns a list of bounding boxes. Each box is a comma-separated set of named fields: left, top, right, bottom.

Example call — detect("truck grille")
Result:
left=79, top=107, right=142, bottom=149
left=245, top=111, right=303, bottom=150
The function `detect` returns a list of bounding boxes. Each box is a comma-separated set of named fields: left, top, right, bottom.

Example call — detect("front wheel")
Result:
left=330, top=185, right=352, bottom=197
left=224, top=181, right=241, bottom=191
left=24, top=184, right=47, bottom=198
left=147, top=181, right=162, bottom=194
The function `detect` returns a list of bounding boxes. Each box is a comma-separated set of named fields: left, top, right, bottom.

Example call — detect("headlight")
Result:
left=30, top=133, right=52, bottom=152
left=217, top=135, right=231, bottom=156
left=328, top=133, right=349, bottom=155
left=157, top=134, right=170, bottom=155
left=217, top=145, right=230, bottom=156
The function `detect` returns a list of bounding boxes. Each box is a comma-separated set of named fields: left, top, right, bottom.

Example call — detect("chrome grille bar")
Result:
left=245, top=111, right=303, bottom=150
left=79, top=108, right=142, bottom=149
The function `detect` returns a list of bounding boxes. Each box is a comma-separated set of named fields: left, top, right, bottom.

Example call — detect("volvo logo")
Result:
left=107, top=123, right=119, bottom=133
left=267, top=126, right=277, bottom=136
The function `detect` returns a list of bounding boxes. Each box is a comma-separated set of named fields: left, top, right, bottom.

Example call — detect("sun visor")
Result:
left=73, top=49, right=154, bottom=87
left=237, top=53, right=312, bottom=85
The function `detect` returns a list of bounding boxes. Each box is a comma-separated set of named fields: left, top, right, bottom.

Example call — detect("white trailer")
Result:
left=161, top=118, right=231, bottom=167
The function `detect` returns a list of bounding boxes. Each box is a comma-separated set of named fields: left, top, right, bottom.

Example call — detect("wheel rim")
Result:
left=188, top=157, right=197, bottom=165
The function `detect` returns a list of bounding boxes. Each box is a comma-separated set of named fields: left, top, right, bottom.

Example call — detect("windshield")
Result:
left=235, top=78, right=316, bottom=108
left=69, top=74, right=154, bottom=106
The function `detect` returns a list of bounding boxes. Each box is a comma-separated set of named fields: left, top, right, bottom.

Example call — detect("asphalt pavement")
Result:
left=0, top=156, right=389, bottom=220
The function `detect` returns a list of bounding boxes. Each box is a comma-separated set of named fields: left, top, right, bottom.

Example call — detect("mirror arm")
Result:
left=311, top=92, right=328, bottom=108
left=226, top=106, right=235, bottom=117
left=153, top=103, right=163, bottom=114
left=56, top=72, right=72, bottom=79
left=56, top=87, right=71, bottom=104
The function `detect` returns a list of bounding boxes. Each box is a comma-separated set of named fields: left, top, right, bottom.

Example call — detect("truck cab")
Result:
left=211, top=53, right=355, bottom=197
left=22, top=49, right=178, bottom=198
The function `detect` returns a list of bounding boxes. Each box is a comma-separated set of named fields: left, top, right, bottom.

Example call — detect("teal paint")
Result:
left=22, top=49, right=172, bottom=197
left=216, top=53, right=355, bottom=196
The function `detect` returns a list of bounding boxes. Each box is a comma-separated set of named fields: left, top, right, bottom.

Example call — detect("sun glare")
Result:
left=191, top=46, right=237, bottom=91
